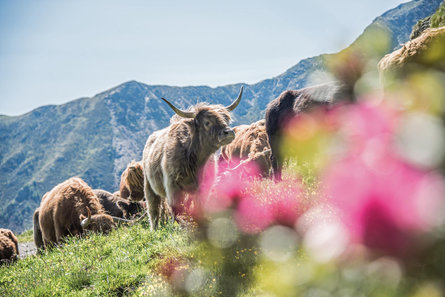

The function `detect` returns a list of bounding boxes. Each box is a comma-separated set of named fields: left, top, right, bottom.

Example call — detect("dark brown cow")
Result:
left=38, top=177, right=116, bottom=248
left=93, top=189, right=145, bottom=219
left=0, top=228, right=19, bottom=264
left=119, top=160, right=145, bottom=201
left=220, top=119, right=272, bottom=178
left=265, top=82, right=352, bottom=181
left=142, top=87, right=243, bottom=230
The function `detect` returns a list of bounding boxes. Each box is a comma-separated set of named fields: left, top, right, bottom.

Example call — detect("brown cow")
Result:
left=142, top=87, right=243, bottom=230
left=93, top=189, right=145, bottom=219
left=119, top=160, right=145, bottom=201
left=220, top=119, right=272, bottom=178
left=0, top=228, right=19, bottom=264
left=38, top=177, right=116, bottom=248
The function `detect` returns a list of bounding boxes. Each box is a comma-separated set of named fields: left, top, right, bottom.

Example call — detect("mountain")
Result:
left=0, top=0, right=443, bottom=233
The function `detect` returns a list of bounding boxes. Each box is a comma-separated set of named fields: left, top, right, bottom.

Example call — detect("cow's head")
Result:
left=162, top=87, right=243, bottom=149
left=80, top=207, right=115, bottom=233
left=116, top=200, right=145, bottom=219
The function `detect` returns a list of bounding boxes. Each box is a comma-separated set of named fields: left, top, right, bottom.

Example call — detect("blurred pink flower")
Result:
left=199, top=158, right=260, bottom=214
left=235, top=194, right=274, bottom=234
left=262, top=181, right=303, bottom=227
left=339, top=101, right=397, bottom=155
left=324, top=102, right=445, bottom=256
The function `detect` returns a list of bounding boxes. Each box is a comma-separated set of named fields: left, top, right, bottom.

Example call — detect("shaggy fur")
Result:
left=220, top=119, right=272, bottom=178
left=265, top=82, right=351, bottom=181
left=38, top=177, right=115, bottom=249
left=0, top=228, right=19, bottom=264
left=119, top=161, right=145, bottom=201
left=93, top=189, right=144, bottom=219
left=378, top=27, right=445, bottom=78
left=143, top=103, right=236, bottom=230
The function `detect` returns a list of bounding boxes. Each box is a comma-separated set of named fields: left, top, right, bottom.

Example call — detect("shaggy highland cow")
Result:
left=38, top=177, right=116, bottom=248
left=142, top=87, right=243, bottom=230
left=220, top=119, right=272, bottom=178
left=265, top=82, right=351, bottom=181
left=119, top=160, right=145, bottom=201
left=0, top=228, right=19, bottom=264
left=93, top=189, right=145, bottom=219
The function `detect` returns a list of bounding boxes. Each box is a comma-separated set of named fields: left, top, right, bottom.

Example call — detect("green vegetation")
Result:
left=16, top=229, right=33, bottom=243
left=411, top=1, right=445, bottom=39
left=0, top=221, right=190, bottom=296
left=431, top=1, right=445, bottom=27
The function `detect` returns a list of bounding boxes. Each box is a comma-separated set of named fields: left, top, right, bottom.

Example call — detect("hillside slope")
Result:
left=0, top=0, right=442, bottom=232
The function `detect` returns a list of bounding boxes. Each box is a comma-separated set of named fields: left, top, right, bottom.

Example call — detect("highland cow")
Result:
left=220, top=119, right=272, bottom=178
left=38, top=177, right=116, bottom=248
left=265, top=82, right=351, bottom=181
left=378, top=27, right=445, bottom=82
left=0, top=228, right=19, bottom=264
left=93, top=189, right=145, bottom=219
left=142, top=87, right=243, bottom=230
left=119, top=161, right=145, bottom=201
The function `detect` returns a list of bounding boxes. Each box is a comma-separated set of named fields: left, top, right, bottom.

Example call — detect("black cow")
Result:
left=265, top=82, right=352, bottom=181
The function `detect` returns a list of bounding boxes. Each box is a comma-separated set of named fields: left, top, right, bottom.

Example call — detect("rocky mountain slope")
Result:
left=1, top=0, right=442, bottom=232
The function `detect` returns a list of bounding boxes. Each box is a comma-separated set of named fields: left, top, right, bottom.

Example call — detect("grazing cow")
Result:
left=93, top=189, right=145, bottom=219
left=38, top=177, right=116, bottom=248
left=265, top=82, right=352, bottom=181
left=0, top=228, right=19, bottom=264
left=220, top=119, right=272, bottom=178
left=119, top=161, right=145, bottom=201
left=142, top=87, right=243, bottom=230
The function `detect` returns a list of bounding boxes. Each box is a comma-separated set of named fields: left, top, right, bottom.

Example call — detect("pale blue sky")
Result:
left=0, top=0, right=407, bottom=116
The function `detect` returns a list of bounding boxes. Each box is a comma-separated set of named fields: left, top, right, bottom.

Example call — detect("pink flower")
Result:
left=199, top=158, right=260, bottom=214
left=339, top=101, right=397, bottom=156
left=235, top=194, right=274, bottom=234
left=323, top=102, right=445, bottom=256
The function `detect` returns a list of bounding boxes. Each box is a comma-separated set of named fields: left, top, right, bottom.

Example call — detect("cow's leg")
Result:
left=164, top=180, right=184, bottom=225
left=54, top=223, right=67, bottom=244
left=41, top=228, right=57, bottom=249
left=270, top=145, right=283, bottom=182
left=144, top=178, right=161, bottom=231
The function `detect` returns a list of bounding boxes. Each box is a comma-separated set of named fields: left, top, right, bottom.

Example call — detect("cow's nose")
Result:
left=224, top=129, right=235, bottom=138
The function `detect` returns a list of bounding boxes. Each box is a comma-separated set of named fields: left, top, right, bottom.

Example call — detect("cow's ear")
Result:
left=79, top=214, right=86, bottom=220
left=117, top=200, right=129, bottom=210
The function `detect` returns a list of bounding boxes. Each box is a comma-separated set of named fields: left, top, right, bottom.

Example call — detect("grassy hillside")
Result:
left=1, top=222, right=189, bottom=296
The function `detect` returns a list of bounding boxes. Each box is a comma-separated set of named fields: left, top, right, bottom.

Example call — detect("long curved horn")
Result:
left=81, top=207, right=92, bottom=229
left=262, top=149, right=272, bottom=157
left=226, top=86, right=243, bottom=111
left=161, top=98, right=195, bottom=118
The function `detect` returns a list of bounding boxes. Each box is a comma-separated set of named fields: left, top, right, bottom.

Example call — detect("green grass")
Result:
left=16, top=229, right=33, bottom=243
left=0, top=220, right=191, bottom=297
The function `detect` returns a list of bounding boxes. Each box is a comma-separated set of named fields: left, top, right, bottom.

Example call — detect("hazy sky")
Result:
left=0, top=0, right=407, bottom=116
